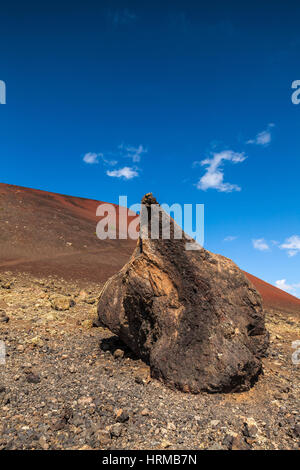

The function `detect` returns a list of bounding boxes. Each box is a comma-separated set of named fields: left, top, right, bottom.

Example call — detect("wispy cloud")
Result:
left=83, top=152, right=102, bottom=164
left=195, top=150, right=246, bottom=192
left=252, top=238, right=270, bottom=251
left=224, top=236, right=237, bottom=242
left=279, top=235, right=300, bottom=257
left=275, top=279, right=300, bottom=294
left=246, top=123, right=275, bottom=146
left=83, top=152, right=117, bottom=166
left=118, top=143, right=148, bottom=162
left=83, top=142, right=146, bottom=181
left=106, top=166, right=138, bottom=180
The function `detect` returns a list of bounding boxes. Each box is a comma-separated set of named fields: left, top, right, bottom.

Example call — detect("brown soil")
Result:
left=0, top=271, right=299, bottom=450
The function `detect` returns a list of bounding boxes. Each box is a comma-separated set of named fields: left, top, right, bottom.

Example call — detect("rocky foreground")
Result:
left=0, top=271, right=299, bottom=450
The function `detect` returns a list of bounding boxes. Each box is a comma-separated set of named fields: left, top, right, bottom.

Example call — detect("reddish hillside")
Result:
left=0, top=182, right=136, bottom=282
left=0, top=182, right=299, bottom=314
left=244, top=271, right=300, bottom=315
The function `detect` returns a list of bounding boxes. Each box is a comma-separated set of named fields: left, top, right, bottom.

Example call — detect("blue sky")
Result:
left=1, top=1, right=300, bottom=296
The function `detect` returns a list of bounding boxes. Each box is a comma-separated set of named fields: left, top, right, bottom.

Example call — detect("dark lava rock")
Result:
left=110, top=423, right=123, bottom=438
left=97, top=193, right=269, bottom=394
left=294, top=423, right=300, bottom=438
left=223, top=433, right=251, bottom=450
left=25, top=372, right=41, bottom=384
left=0, top=311, right=9, bottom=323
left=243, top=418, right=259, bottom=438
left=115, top=409, right=129, bottom=423
left=113, top=349, right=125, bottom=359
left=0, top=386, right=10, bottom=405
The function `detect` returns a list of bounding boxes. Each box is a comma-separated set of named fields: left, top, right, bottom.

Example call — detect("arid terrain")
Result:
left=0, top=183, right=299, bottom=450
left=0, top=182, right=137, bottom=282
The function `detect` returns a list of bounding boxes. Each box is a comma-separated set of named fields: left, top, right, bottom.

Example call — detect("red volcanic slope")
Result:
left=0, top=182, right=299, bottom=314
left=0, top=182, right=137, bottom=282
left=244, top=272, right=300, bottom=315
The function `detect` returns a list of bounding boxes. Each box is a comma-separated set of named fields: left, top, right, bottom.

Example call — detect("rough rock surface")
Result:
left=98, top=194, right=269, bottom=393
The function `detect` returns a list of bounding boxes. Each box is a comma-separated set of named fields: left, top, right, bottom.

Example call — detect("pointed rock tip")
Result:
left=141, top=193, right=158, bottom=206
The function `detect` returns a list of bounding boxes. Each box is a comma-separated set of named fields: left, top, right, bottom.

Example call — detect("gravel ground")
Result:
left=0, top=271, right=299, bottom=450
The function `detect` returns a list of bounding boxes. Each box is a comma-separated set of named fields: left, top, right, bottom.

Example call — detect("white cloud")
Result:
left=280, top=235, right=300, bottom=257
left=252, top=238, right=270, bottom=251
left=275, top=279, right=294, bottom=293
left=196, top=150, right=246, bottom=192
left=275, top=279, right=300, bottom=294
left=83, top=142, right=146, bottom=180
left=83, top=152, right=102, bottom=164
left=106, top=166, right=138, bottom=180
left=224, top=236, right=237, bottom=242
left=103, top=157, right=118, bottom=166
left=119, top=143, right=148, bottom=162
left=247, top=123, right=275, bottom=146
left=287, top=250, right=298, bottom=257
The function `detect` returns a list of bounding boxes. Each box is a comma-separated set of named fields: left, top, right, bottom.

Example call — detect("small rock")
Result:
left=134, top=368, right=151, bottom=385
left=81, top=319, right=93, bottom=329
left=52, top=419, right=66, bottom=431
left=109, top=423, right=123, bottom=438
left=141, top=408, right=150, bottom=416
left=43, top=313, right=55, bottom=322
left=38, top=436, right=49, bottom=450
left=135, top=375, right=144, bottom=385
left=78, top=396, right=93, bottom=406
left=167, top=422, right=176, bottom=431
left=0, top=386, right=10, bottom=405
left=50, top=295, right=75, bottom=311
left=0, top=311, right=9, bottom=323
left=243, top=417, right=259, bottom=438
left=223, top=432, right=250, bottom=450
left=231, top=435, right=251, bottom=450
left=1, top=282, right=11, bottom=289
left=25, top=372, right=41, bottom=384
left=210, top=419, right=220, bottom=427
left=113, top=349, right=124, bottom=359
left=294, top=423, right=300, bottom=437
left=95, top=429, right=111, bottom=446
left=28, top=336, right=44, bottom=347
left=115, top=408, right=129, bottom=423
left=161, top=439, right=172, bottom=449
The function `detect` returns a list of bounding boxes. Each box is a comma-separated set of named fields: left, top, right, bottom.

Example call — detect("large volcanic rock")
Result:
left=97, top=194, right=269, bottom=393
